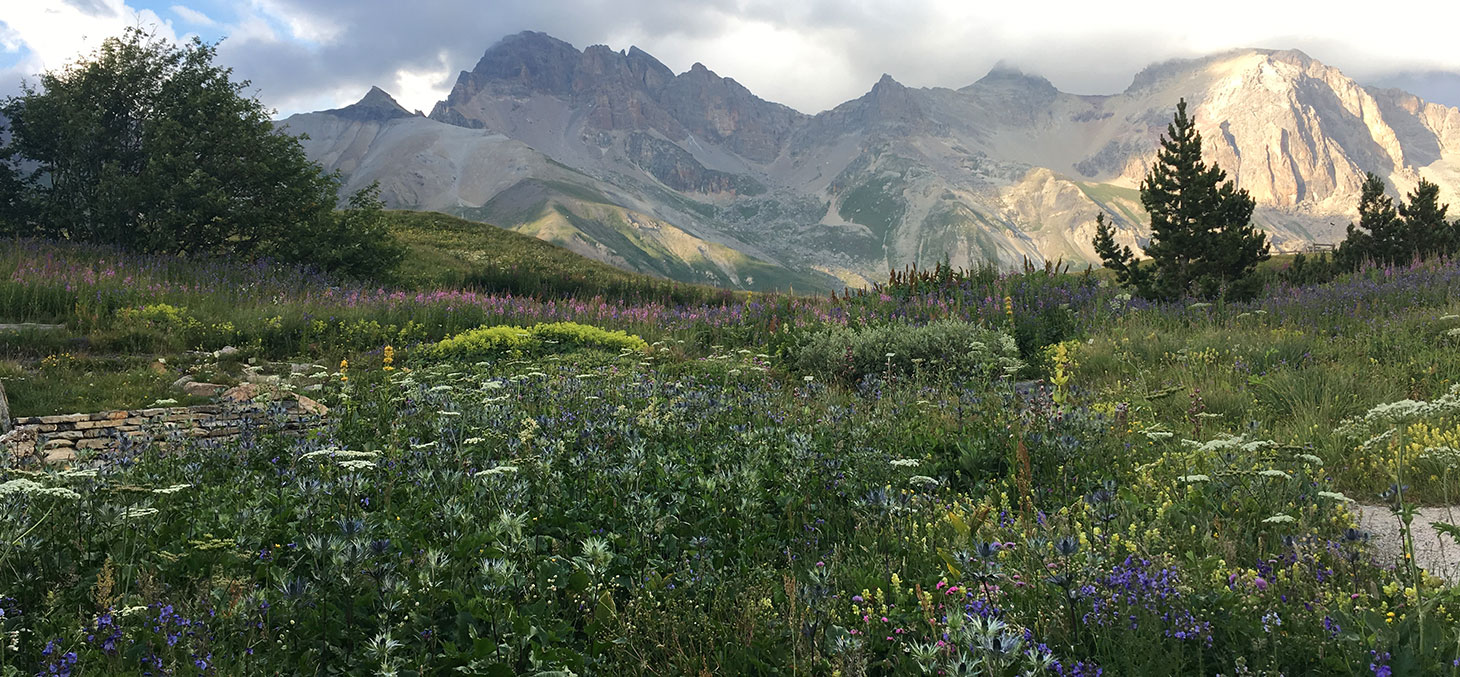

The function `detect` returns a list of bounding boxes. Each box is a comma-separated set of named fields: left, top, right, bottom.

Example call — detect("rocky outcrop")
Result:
left=429, top=31, right=805, bottom=163
left=625, top=132, right=765, bottom=195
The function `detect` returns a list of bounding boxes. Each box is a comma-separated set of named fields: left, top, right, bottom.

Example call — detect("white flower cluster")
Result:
left=476, top=465, right=519, bottom=478
left=0, top=479, right=80, bottom=500
left=1336, top=384, right=1460, bottom=439
left=337, top=460, right=377, bottom=471
left=298, top=448, right=379, bottom=461
left=1182, top=434, right=1274, bottom=454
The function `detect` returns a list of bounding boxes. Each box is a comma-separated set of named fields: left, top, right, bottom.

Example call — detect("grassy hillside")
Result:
left=451, top=179, right=839, bottom=294
left=387, top=210, right=748, bottom=306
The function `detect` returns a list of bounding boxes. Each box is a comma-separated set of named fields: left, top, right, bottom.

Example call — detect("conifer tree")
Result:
left=1091, top=99, right=1269, bottom=300
left=1336, top=172, right=1404, bottom=268
left=1399, top=178, right=1450, bottom=260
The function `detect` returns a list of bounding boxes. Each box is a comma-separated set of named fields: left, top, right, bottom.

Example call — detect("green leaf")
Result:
left=1433, top=522, right=1460, bottom=544
left=594, top=590, right=617, bottom=623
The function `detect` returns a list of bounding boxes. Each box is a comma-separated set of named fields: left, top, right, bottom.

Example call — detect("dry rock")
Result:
left=183, top=382, right=227, bottom=397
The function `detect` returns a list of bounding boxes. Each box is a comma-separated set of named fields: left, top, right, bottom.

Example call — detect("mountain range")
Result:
left=280, top=31, right=1460, bottom=290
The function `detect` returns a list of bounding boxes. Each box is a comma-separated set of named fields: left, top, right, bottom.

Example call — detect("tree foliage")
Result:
left=0, top=28, right=400, bottom=277
left=1092, top=99, right=1270, bottom=300
left=1336, top=173, right=1460, bottom=269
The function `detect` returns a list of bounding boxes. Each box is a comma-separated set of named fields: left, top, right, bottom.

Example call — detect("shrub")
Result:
left=528, top=321, right=649, bottom=353
left=100, top=303, right=200, bottom=352
left=425, top=321, right=648, bottom=360
left=785, top=319, right=1021, bottom=383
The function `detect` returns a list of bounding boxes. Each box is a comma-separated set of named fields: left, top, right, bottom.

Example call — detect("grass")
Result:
left=386, top=210, right=746, bottom=305
left=0, top=354, right=211, bottom=417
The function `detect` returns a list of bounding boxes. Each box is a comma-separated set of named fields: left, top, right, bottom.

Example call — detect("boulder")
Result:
left=293, top=394, right=329, bottom=416
left=0, top=427, right=37, bottom=459
left=43, top=447, right=77, bottom=465
left=183, top=382, right=227, bottom=397
left=220, top=383, right=264, bottom=403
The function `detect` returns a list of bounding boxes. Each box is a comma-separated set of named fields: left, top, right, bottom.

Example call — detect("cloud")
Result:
left=5, top=0, right=1460, bottom=117
left=59, top=0, right=117, bottom=18
left=170, top=5, right=217, bottom=27
left=0, top=0, right=179, bottom=97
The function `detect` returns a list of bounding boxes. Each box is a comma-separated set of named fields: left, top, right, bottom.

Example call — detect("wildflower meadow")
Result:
left=3, top=238, right=1460, bottom=675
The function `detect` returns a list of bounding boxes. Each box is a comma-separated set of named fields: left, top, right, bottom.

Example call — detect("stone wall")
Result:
left=2, top=397, right=326, bottom=465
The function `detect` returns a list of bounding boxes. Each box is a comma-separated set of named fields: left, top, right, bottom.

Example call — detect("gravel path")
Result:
left=1357, top=504, right=1460, bottom=583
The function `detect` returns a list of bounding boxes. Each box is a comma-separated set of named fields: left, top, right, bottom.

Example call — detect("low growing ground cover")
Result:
left=2, top=240, right=1460, bottom=674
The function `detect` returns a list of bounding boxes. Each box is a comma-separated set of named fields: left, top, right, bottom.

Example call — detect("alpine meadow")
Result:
left=6, top=15, right=1460, bottom=677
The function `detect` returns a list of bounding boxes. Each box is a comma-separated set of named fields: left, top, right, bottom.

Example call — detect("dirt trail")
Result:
left=1357, top=504, right=1460, bottom=583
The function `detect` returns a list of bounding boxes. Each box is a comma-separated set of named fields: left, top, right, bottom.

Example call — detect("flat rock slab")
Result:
left=0, top=323, right=65, bottom=332
left=1357, top=504, right=1460, bottom=583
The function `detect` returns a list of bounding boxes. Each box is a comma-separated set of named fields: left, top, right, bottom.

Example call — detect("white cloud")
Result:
left=391, top=61, right=452, bottom=114
left=170, top=5, right=216, bottom=27
left=0, top=0, right=178, bottom=86
left=247, top=0, right=341, bottom=45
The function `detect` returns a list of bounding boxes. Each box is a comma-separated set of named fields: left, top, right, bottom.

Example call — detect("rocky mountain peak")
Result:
left=969, top=63, right=1057, bottom=94
left=469, top=30, right=581, bottom=95
left=322, top=86, right=415, bottom=122
left=326, top=37, right=1460, bottom=283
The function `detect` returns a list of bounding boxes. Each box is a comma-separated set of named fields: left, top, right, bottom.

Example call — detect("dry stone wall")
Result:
left=2, top=398, right=325, bottom=465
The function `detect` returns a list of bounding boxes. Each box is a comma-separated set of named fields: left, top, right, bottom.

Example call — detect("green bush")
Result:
left=785, top=319, right=1021, bottom=383
left=426, top=321, right=648, bottom=360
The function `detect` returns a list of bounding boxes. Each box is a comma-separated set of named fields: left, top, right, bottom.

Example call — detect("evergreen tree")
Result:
left=1091, top=99, right=1269, bottom=300
left=1336, top=172, right=1405, bottom=269
left=1398, top=178, right=1450, bottom=261
left=1091, top=212, right=1150, bottom=292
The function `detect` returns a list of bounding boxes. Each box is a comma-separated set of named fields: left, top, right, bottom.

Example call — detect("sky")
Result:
left=4, top=0, right=1460, bottom=118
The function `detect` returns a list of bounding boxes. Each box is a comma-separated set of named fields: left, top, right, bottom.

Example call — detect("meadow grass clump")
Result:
left=784, top=319, right=1022, bottom=383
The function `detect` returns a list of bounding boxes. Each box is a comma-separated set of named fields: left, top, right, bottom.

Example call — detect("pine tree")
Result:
left=1091, top=212, right=1150, bottom=294
left=1336, top=172, right=1404, bottom=269
left=1399, top=178, right=1450, bottom=261
left=1091, top=99, right=1269, bottom=300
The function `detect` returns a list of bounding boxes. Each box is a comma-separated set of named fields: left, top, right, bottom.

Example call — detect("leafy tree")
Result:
left=1092, top=99, right=1270, bottom=300
left=0, top=28, right=400, bottom=277
left=0, top=119, right=29, bottom=235
left=263, top=182, right=404, bottom=280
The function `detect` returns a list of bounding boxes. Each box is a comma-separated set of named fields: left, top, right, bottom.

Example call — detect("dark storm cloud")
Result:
left=195, top=0, right=1460, bottom=116
left=219, top=0, right=745, bottom=114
